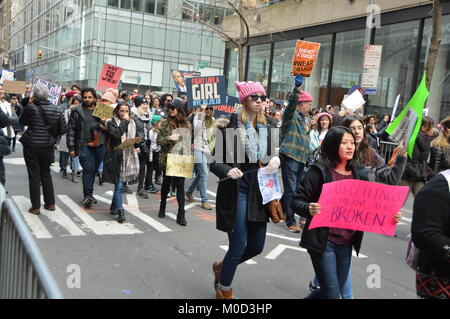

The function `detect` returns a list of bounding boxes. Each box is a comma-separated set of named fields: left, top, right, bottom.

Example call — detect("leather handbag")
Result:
left=257, top=160, right=285, bottom=224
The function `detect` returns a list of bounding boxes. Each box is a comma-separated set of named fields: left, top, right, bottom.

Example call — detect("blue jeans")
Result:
left=112, top=179, right=125, bottom=210
left=280, top=153, right=305, bottom=227
left=59, top=151, right=69, bottom=170
left=187, top=150, right=209, bottom=203
left=306, top=241, right=353, bottom=299
left=311, top=264, right=353, bottom=299
left=79, top=144, right=106, bottom=197
left=219, top=191, right=267, bottom=287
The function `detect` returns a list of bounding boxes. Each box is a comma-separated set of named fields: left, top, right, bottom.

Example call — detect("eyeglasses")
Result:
left=166, top=99, right=173, bottom=103
left=206, top=107, right=214, bottom=111
left=249, top=94, right=267, bottom=102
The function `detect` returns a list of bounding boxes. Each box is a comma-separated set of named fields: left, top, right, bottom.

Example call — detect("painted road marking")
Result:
left=125, top=195, right=172, bottom=232
left=219, top=245, right=257, bottom=265
left=12, top=196, right=53, bottom=239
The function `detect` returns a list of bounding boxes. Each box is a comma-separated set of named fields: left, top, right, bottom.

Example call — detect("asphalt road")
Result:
left=3, top=142, right=418, bottom=299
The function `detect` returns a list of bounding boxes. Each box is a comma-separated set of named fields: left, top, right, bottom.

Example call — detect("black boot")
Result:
left=110, top=202, right=118, bottom=215
left=176, top=210, right=187, bottom=226
left=117, top=209, right=125, bottom=223
left=98, top=173, right=104, bottom=186
left=158, top=201, right=166, bottom=218
left=62, top=168, right=68, bottom=178
left=71, top=171, right=78, bottom=183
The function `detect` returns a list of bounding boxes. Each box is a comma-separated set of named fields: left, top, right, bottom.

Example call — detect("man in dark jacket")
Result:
left=67, top=88, right=107, bottom=208
left=19, top=85, right=67, bottom=215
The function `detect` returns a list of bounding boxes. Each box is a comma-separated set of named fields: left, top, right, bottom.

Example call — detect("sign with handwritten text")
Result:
left=308, top=179, right=409, bottom=236
left=32, top=77, right=62, bottom=105
left=96, top=64, right=123, bottom=93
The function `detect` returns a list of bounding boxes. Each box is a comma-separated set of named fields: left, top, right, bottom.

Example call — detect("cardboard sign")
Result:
left=171, top=70, right=201, bottom=92
left=92, top=103, right=115, bottom=121
left=2, top=80, right=26, bottom=94
left=257, top=168, right=282, bottom=205
left=213, top=96, right=241, bottom=119
left=186, top=76, right=227, bottom=110
left=96, top=64, right=123, bottom=93
left=309, top=179, right=409, bottom=237
left=290, top=40, right=321, bottom=77
left=115, top=137, right=141, bottom=150
left=32, top=77, right=62, bottom=105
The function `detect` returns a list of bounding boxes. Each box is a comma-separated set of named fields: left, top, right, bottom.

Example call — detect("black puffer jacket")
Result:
left=429, top=146, right=450, bottom=174
left=19, top=100, right=67, bottom=148
left=412, top=172, right=450, bottom=280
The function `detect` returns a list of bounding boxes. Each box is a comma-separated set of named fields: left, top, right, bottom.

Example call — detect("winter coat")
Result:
left=0, top=109, right=11, bottom=156
left=19, top=100, right=67, bottom=148
left=210, top=113, right=276, bottom=233
left=156, top=119, right=192, bottom=172
left=132, top=114, right=150, bottom=155
left=67, top=104, right=106, bottom=156
left=429, top=146, right=450, bottom=174
left=0, top=100, right=16, bottom=138
left=411, top=172, right=450, bottom=280
left=402, top=132, right=434, bottom=182
left=57, top=108, right=72, bottom=153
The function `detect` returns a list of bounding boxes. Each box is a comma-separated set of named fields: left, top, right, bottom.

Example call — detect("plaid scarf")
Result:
left=115, top=118, right=140, bottom=184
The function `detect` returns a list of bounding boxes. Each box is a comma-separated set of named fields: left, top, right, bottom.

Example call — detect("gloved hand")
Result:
left=295, top=75, right=304, bottom=88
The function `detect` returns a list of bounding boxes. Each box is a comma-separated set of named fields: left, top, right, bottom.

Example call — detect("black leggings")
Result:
left=160, top=171, right=185, bottom=213
left=137, top=153, right=152, bottom=191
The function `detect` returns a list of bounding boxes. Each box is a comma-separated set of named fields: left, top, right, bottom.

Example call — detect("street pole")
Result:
left=361, top=0, right=375, bottom=115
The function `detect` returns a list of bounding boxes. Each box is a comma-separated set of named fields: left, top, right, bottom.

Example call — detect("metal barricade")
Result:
left=0, top=187, right=63, bottom=299
left=379, top=141, right=399, bottom=164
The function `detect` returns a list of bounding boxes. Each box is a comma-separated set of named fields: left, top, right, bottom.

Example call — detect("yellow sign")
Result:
left=3, top=80, right=26, bottom=94
left=92, top=103, right=114, bottom=121
left=166, top=154, right=194, bottom=178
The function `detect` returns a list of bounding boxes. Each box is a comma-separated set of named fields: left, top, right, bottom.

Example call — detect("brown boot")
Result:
left=212, top=261, right=222, bottom=290
left=216, top=288, right=233, bottom=299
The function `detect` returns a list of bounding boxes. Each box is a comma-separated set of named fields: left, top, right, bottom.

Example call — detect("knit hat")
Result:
left=317, top=112, right=332, bottom=122
left=101, top=91, right=116, bottom=104
left=106, top=88, right=119, bottom=98
left=298, top=90, right=313, bottom=103
left=235, top=81, right=266, bottom=103
left=151, top=115, right=162, bottom=126
left=66, top=90, right=77, bottom=100
left=134, top=96, right=148, bottom=108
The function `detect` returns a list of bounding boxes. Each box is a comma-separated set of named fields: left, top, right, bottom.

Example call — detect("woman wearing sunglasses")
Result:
left=210, top=81, right=280, bottom=299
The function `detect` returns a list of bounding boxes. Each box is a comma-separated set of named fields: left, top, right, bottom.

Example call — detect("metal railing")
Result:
left=0, top=186, right=63, bottom=299
left=379, top=141, right=398, bottom=164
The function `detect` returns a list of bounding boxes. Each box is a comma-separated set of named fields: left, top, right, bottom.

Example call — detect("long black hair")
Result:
left=318, top=126, right=357, bottom=171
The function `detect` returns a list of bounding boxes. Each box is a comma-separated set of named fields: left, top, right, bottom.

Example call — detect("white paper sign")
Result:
left=0, top=69, right=15, bottom=84
left=32, top=77, right=62, bottom=105
left=391, top=94, right=401, bottom=123
left=342, top=90, right=366, bottom=111
left=257, top=168, right=282, bottom=205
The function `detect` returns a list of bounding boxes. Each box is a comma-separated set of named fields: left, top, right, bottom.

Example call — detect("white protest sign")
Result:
left=257, top=168, right=282, bottom=205
left=32, top=77, right=63, bottom=105
left=0, top=69, right=15, bottom=84
left=342, top=90, right=366, bottom=112
left=390, top=94, right=400, bottom=123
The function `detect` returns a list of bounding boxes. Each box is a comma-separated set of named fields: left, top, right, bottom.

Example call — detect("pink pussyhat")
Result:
left=235, top=81, right=266, bottom=103
left=298, top=90, right=313, bottom=103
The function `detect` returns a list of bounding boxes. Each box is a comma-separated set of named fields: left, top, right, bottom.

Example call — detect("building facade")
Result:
left=223, top=0, right=450, bottom=121
left=0, top=0, right=12, bottom=68
left=9, top=0, right=230, bottom=93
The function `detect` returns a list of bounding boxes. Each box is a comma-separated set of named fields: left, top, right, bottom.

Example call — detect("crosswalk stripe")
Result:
left=207, top=190, right=217, bottom=197
left=125, top=195, right=172, bottom=232
left=57, top=195, right=143, bottom=235
left=219, top=245, right=257, bottom=264
left=12, top=196, right=53, bottom=239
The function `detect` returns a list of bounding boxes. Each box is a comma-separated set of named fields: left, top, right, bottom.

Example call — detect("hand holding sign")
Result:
left=309, top=203, right=321, bottom=216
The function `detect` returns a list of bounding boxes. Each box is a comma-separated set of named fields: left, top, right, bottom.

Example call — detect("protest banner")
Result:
left=2, top=80, right=26, bottom=94
left=309, top=179, right=409, bottom=237
left=32, top=77, right=62, bottom=105
left=171, top=70, right=201, bottom=92
left=290, top=40, right=321, bottom=77
left=92, top=103, right=115, bottom=121
left=213, top=96, right=241, bottom=119
left=186, top=75, right=226, bottom=109
left=390, top=95, right=401, bottom=123
left=96, top=64, right=123, bottom=93
left=0, top=69, right=15, bottom=84
left=257, top=168, right=282, bottom=205
left=342, top=90, right=366, bottom=111
left=385, top=73, right=429, bottom=158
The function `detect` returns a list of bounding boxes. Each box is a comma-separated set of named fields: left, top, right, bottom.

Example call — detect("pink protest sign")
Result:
left=96, top=64, right=123, bottom=93
left=308, top=179, right=409, bottom=237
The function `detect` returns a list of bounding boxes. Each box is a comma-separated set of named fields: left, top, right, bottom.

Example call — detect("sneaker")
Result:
left=201, top=202, right=212, bottom=210
left=146, top=185, right=157, bottom=194
left=286, top=225, right=300, bottom=233
left=88, top=195, right=98, bottom=204
left=309, top=280, right=320, bottom=292
left=170, top=190, right=177, bottom=197
left=83, top=197, right=92, bottom=209
left=137, top=190, right=149, bottom=198
left=186, top=193, right=196, bottom=203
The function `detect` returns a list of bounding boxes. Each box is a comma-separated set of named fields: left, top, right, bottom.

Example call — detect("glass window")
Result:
left=156, top=0, right=166, bottom=15
left=247, top=43, right=271, bottom=89
left=330, top=29, right=365, bottom=107
left=226, top=47, right=247, bottom=96
left=369, top=20, right=420, bottom=111
left=420, top=15, right=450, bottom=121
left=271, top=39, right=296, bottom=101
left=144, top=0, right=155, bottom=13
left=121, top=0, right=131, bottom=9
left=108, top=0, right=119, bottom=6
left=132, top=0, right=142, bottom=11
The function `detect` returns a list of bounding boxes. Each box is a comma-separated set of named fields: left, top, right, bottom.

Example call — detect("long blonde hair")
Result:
left=431, top=116, right=450, bottom=149
left=239, top=97, right=267, bottom=126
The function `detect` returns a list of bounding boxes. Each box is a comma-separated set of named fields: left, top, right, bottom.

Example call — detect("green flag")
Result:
left=385, top=73, right=429, bottom=158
